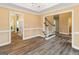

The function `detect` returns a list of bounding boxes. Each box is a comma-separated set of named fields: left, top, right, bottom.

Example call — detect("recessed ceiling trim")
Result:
left=0, top=3, right=39, bottom=15
left=13, top=3, right=59, bottom=12
left=0, top=3, right=79, bottom=15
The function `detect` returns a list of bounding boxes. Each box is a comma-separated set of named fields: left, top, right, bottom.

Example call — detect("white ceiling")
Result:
left=0, top=3, right=78, bottom=14
left=13, top=3, right=59, bottom=12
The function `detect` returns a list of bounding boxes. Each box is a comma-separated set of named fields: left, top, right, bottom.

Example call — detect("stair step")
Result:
left=45, top=35, right=56, bottom=40
left=48, top=34, right=55, bottom=37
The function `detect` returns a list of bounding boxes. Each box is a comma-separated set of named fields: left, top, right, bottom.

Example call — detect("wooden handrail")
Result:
left=45, top=17, right=55, bottom=26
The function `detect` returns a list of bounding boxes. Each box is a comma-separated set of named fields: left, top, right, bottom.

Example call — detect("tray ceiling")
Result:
left=13, top=3, right=59, bottom=12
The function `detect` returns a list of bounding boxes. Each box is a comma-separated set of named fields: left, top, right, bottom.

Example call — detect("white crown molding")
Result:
left=40, top=3, right=79, bottom=15
left=0, top=3, right=79, bottom=15
left=0, top=3, right=39, bottom=15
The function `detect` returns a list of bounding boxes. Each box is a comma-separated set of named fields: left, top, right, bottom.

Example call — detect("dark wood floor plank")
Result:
left=0, top=32, right=79, bottom=55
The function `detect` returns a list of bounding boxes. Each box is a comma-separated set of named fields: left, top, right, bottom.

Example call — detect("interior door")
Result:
left=54, top=15, right=59, bottom=33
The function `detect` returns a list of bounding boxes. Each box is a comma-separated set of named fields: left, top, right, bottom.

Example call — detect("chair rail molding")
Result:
left=0, top=30, right=9, bottom=32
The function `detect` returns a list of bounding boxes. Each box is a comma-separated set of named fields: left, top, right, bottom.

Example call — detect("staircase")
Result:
left=43, top=17, right=56, bottom=40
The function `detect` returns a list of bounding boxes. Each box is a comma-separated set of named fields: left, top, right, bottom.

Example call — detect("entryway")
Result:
left=43, top=11, right=72, bottom=47
left=9, top=11, right=24, bottom=43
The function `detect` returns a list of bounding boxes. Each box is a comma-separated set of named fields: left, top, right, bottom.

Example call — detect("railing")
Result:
left=43, top=17, right=56, bottom=38
left=45, top=17, right=55, bottom=26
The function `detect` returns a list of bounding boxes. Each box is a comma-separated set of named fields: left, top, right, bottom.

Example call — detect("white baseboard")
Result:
left=45, top=35, right=56, bottom=40
left=23, top=35, right=44, bottom=40
left=23, top=34, right=55, bottom=40
left=59, top=32, right=68, bottom=35
left=72, top=45, right=79, bottom=50
left=0, top=41, right=11, bottom=47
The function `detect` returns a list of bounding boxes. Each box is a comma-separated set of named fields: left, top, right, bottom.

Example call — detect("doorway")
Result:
left=9, top=11, right=24, bottom=43
left=53, top=15, right=59, bottom=34
left=43, top=11, right=73, bottom=47
left=68, top=12, right=72, bottom=35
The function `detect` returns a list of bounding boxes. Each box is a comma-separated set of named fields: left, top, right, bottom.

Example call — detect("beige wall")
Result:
left=73, top=6, right=79, bottom=48
left=0, top=32, right=9, bottom=46
left=24, top=13, right=43, bottom=38
left=59, top=13, right=70, bottom=34
left=74, top=35, right=79, bottom=47
left=74, top=6, right=79, bottom=32
left=0, top=8, right=9, bottom=30
left=24, top=13, right=42, bottom=28
left=0, top=8, right=10, bottom=46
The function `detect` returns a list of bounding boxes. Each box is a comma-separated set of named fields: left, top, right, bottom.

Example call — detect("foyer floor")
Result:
left=0, top=32, right=79, bottom=55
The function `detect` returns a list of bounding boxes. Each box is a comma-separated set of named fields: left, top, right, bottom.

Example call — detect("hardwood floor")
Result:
left=26, top=36, right=79, bottom=55
left=0, top=32, right=79, bottom=55
left=0, top=32, right=46, bottom=55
